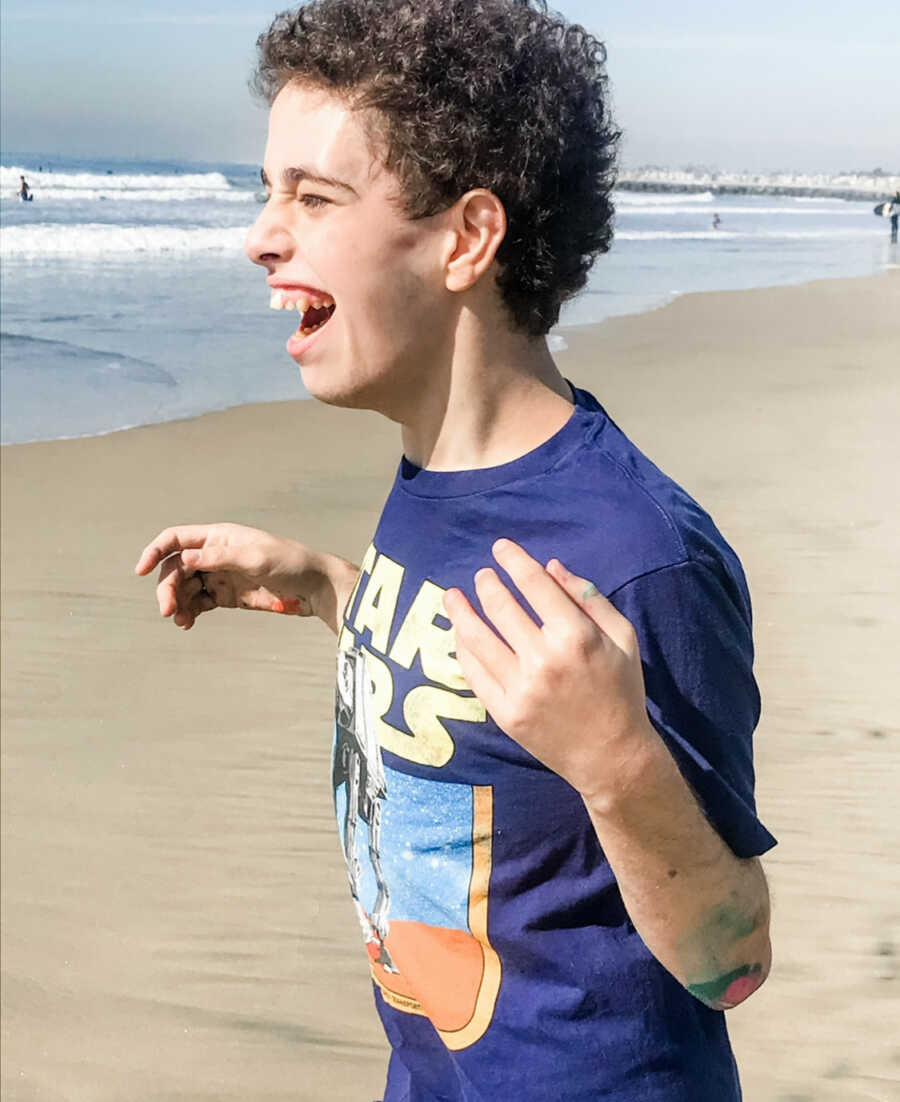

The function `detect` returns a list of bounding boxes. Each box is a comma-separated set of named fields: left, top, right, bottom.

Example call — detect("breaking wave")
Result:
left=1, top=224, right=246, bottom=258
left=1, top=165, right=251, bottom=203
left=616, top=228, right=884, bottom=241
left=615, top=191, right=716, bottom=205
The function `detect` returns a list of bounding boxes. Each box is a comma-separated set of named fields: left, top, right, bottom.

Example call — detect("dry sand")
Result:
left=2, top=273, right=899, bottom=1101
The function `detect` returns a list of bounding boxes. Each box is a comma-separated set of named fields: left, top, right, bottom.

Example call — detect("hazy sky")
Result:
left=1, top=0, right=896, bottom=172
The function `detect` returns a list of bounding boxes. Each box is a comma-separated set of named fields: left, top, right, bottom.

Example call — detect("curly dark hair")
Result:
left=252, top=0, right=619, bottom=337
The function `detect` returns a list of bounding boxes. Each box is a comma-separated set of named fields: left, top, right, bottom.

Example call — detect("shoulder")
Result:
left=558, top=389, right=750, bottom=604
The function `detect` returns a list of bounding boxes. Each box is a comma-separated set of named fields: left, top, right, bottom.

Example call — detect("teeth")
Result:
left=272, top=290, right=336, bottom=316
left=293, top=318, right=329, bottom=340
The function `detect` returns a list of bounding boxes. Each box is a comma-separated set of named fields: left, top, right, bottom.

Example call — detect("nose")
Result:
left=244, top=199, right=295, bottom=268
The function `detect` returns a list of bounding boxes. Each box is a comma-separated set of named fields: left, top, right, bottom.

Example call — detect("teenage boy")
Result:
left=136, top=2, right=776, bottom=1098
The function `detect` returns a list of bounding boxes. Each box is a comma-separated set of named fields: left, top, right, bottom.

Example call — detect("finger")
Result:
left=443, top=587, right=517, bottom=688
left=155, top=555, right=186, bottom=617
left=135, top=525, right=215, bottom=576
left=236, top=589, right=304, bottom=615
left=546, top=559, right=630, bottom=643
left=182, top=574, right=206, bottom=600
left=159, top=561, right=209, bottom=619
left=492, top=539, right=590, bottom=627
left=174, top=592, right=217, bottom=630
left=474, top=566, right=542, bottom=654
left=452, top=632, right=505, bottom=719
left=179, top=546, right=231, bottom=573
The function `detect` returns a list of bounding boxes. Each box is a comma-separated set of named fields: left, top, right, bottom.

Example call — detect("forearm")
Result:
left=581, top=724, right=771, bottom=1010
left=306, top=550, right=360, bottom=635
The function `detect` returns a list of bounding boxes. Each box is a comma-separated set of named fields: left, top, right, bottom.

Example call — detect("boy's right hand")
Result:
left=134, top=523, right=339, bottom=631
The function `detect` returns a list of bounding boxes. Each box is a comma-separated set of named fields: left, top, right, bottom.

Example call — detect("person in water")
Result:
left=891, top=191, right=899, bottom=244
left=136, top=2, right=776, bottom=1098
left=18, top=175, right=32, bottom=201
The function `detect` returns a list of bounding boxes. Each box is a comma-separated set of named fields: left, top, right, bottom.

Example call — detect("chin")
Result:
left=299, top=363, right=378, bottom=412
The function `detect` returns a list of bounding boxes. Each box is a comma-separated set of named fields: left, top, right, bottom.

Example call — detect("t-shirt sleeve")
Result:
left=609, top=558, right=777, bottom=859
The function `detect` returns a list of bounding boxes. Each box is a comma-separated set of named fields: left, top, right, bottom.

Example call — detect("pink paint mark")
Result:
left=282, top=598, right=302, bottom=615
left=271, top=598, right=286, bottom=614
left=721, top=973, right=763, bottom=1007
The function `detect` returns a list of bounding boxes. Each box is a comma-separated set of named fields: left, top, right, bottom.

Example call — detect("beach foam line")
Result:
left=2, top=186, right=255, bottom=203
left=0, top=165, right=237, bottom=193
left=616, top=229, right=886, bottom=241
left=1, top=224, right=247, bottom=258
left=619, top=205, right=871, bottom=217
left=614, top=191, right=716, bottom=205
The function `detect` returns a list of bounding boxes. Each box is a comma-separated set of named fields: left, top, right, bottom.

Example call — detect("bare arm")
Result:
left=580, top=734, right=771, bottom=1009
left=135, top=523, right=359, bottom=636
left=444, top=539, right=771, bottom=1010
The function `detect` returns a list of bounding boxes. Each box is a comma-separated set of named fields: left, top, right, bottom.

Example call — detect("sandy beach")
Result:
left=2, top=272, right=899, bottom=1101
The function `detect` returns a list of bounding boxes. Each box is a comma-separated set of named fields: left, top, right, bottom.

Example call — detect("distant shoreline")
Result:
left=618, top=172, right=900, bottom=204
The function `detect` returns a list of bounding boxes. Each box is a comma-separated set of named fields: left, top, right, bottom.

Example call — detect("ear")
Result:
left=444, top=190, right=507, bottom=293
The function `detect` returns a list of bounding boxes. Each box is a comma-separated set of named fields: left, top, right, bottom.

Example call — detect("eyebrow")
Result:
left=260, top=165, right=358, bottom=196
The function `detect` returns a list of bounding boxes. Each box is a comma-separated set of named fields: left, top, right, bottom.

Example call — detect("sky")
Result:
left=1, top=0, right=897, bottom=173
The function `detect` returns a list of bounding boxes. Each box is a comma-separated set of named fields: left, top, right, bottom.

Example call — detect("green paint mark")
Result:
left=582, top=582, right=599, bottom=601
left=704, top=901, right=760, bottom=941
left=688, top=962, right=762, bottom=1008
left=677, top=896, right=769, bottom=1008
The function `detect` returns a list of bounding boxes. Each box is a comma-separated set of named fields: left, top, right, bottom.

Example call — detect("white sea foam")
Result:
left=614, top=191, right=716, bottom=205
left=1, top=166, right=250, bottom=202
left=618, top=205, right=870, bottom=217
left=10, top=186, right=255, bottom=203
left=616, top=229, right=884, bottom=241
left=1, top=223, right=247, bottom=258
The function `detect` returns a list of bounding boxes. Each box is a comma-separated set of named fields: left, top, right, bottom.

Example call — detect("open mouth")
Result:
left=269, top=288, right=336, bottom=339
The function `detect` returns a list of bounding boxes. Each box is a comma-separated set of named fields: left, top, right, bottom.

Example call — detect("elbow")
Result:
left=687, top=935, right=773, bottom=1011
left=719, top=953, right=771, bottom=1010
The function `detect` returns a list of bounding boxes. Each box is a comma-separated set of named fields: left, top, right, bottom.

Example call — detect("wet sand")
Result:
left=2, top=272, right=899, bottom=1101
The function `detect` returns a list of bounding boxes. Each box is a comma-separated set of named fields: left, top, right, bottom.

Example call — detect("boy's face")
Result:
left=246, top=83, right=455, bottom=411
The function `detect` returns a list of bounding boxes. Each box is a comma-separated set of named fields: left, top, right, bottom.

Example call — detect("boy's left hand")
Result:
left=443, top=539, right=655, bottom=801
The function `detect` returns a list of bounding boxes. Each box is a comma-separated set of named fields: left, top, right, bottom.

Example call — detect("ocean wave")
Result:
left=616, top=229, right=884, bottom=241
left=2, top=331, right=177, bottom=386
left=2, top=164, right=253, bottom=201
left=619, top=205, right=871, bottom=217
left=1, top=224, right=246, bottom=258
left=614, top=191, right=715, bottom=205
left=2, top=186, right=255, bottom=203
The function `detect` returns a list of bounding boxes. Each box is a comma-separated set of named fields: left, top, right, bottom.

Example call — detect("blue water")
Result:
left=2, top=153, right=896, bottom=444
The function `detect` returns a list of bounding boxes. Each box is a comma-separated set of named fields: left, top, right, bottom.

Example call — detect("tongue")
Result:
left=301, top=303, right=333, bottom=331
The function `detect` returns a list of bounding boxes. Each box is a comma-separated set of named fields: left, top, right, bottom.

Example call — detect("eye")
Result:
left=299, top=193, right=329, bottom=209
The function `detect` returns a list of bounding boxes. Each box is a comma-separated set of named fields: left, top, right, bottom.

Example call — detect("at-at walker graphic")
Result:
left=333, top=647, right=397, bottom=972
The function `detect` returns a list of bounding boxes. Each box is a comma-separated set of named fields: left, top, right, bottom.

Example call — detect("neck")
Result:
left=398, top=305, right=574, bottom=471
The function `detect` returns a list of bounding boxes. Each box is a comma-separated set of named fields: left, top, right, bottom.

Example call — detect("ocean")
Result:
left=2, top=154, right=897, bottom=445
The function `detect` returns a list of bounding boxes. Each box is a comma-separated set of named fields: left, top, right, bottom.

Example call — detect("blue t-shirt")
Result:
left=333, top=386, right=776, bottom=1101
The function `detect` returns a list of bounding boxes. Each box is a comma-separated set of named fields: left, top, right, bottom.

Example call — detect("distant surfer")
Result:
left=892, top=191, right=899, bottom=244
left=712, top=213, right=721, bottom=230
left=17, top=175, right=33, bottom=202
